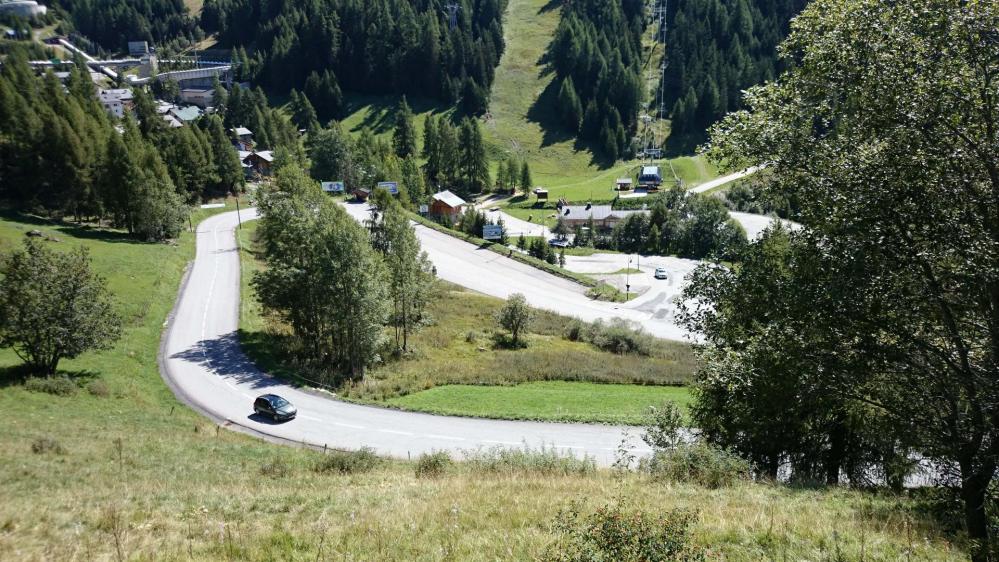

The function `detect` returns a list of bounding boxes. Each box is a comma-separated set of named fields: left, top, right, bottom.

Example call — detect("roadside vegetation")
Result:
left=0, top=193, right=970, bottom=562
left=240, top=215, right=696, bottom=423
left=686, top=0, right=999, bottom=558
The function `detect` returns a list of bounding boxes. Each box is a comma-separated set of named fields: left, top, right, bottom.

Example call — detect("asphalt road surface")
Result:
left=342, top=201, right=695, bottom=341
left=563, top=253, right=702, bottom=328
left=161, top=209, right=647, bottom=466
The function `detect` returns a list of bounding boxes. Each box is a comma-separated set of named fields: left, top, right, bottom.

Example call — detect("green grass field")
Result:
left=0, top=210, right=971, bottom=560
left=387, top=381, right=693, bottom=425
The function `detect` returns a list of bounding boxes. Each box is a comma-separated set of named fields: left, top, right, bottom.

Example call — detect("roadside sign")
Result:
left=377, top=181, right=399, bottom=195
left=419, top=204, right=429, bottom=214
left=483, top=224, right=503, bottom=240
left=321, top=181, right=345, bottom=193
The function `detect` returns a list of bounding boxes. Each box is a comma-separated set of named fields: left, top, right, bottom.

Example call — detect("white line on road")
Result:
left=378, top=429, right=414, bottom=436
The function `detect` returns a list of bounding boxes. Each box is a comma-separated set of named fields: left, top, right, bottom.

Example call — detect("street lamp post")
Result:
left=626, top=256, right=632, bottom=299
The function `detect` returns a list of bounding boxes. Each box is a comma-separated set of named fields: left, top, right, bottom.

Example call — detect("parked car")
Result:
left=253, top=394, right=297, bottom=421
left=654, top=267, right=668, bottom=280
left=548, top=238, right=570, bottom=248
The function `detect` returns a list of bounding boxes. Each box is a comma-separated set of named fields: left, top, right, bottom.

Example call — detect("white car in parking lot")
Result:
left=654, top=267, right=668, bottom=280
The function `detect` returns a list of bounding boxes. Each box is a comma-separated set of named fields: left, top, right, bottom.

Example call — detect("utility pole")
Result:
left=235, top=195, right=242, bottom=229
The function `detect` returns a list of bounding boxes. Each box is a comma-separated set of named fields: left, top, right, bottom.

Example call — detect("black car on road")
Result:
left=253, top=394, right=297, bottom=421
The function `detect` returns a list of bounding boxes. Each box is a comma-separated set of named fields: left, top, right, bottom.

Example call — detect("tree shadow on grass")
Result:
left=0, top=363, right=36, bottom=388
left=0, top=362, right=100, bottom=390
left=0, top=209, right=152, bottom=246
left=663, top=130, right=709, bottom=158
left=344, top=94, right=453, bottom=136
left=491, top=332, right=528, bottom=350
left=538, top=0, right=562, bottom=14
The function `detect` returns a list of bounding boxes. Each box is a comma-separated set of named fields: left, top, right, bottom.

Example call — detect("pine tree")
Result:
left=392, top=96, right=418, bottom=158
left=421, top=114, right=441, bottom=183
left=206, top=116, right=244, bottom=194
left=600, top=121, right=618, bottom=161
left=581, top=99, right=601, bottom=140
left=211, top=76, right=228, bottom=110
left=457, top=118, right=489, bottom=196
left=401, top=157, right=426, bottom=203
left=519, top=161, right=533, bottom=194
left=506, top=158, right=520, bottom=193
left=289, top=89, right=319, bottom=132
left=437, top=118, right=459, bottom=187
left=496, top=157, right=509, bottom=191
left=460, top=77, right=488, bottom=116
left=557, top=77, right=583, bottom=132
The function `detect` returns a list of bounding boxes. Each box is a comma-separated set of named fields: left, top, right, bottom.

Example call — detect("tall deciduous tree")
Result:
left=253, top=166, right=387, bottom=382
left=380, top=204, right=435, bottom=351
left=696, top=0, right=999, bottom=557
left=0, top=239, right=122, bottom=375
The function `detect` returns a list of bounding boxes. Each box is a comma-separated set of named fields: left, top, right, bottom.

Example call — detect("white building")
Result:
left=98, top=88, right=134, bottom=118
left=0, top=1, right=48, bottom=18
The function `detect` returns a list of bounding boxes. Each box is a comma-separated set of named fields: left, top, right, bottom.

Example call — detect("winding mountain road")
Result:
left=341, top=202, right=696, bottom=340
left=161, top=209, right=649, bottom=466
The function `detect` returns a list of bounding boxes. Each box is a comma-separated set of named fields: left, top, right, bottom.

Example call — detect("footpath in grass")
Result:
left=387, top=381, right=692, bottom=425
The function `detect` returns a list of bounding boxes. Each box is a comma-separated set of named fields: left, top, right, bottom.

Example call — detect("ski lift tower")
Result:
left=652, top=0, right=668, bottom=160
left=444, top=3, right=461, bottom=31
left=639, top=0, right=669, bottom=164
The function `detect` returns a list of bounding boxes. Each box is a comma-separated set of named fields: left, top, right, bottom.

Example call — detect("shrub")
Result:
left=312, top=447, right=380, bottom=475
left=543, top=502, right=704, bottom=562
left=495, top=293, right=533, bottom=347
left=588, top=319, right=653, bottom=355
left=564, top=319, right=585, bottom=342
left=415, top=451, right=453, bottom=478
left=642, top=442, right=750, bottom=489
left=24, top=376, right=77, bottom=396
left=464, top=445, right=596, bottom=476
left=87, top=379, right=111, bottom=398
left=31, top=437, right=66, bottom=455
left=643, top=402, right=685, bottom=451
left=564, top=318, right=653, bottom=356
left=259, top=457, right=290, bottom=478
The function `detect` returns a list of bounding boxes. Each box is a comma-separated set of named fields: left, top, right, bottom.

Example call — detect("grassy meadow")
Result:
left=238, top=219, right=696, bottom=423
left=387, top=381, right=694, bottom=425
left=0, top=209, right=972, bottom=560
